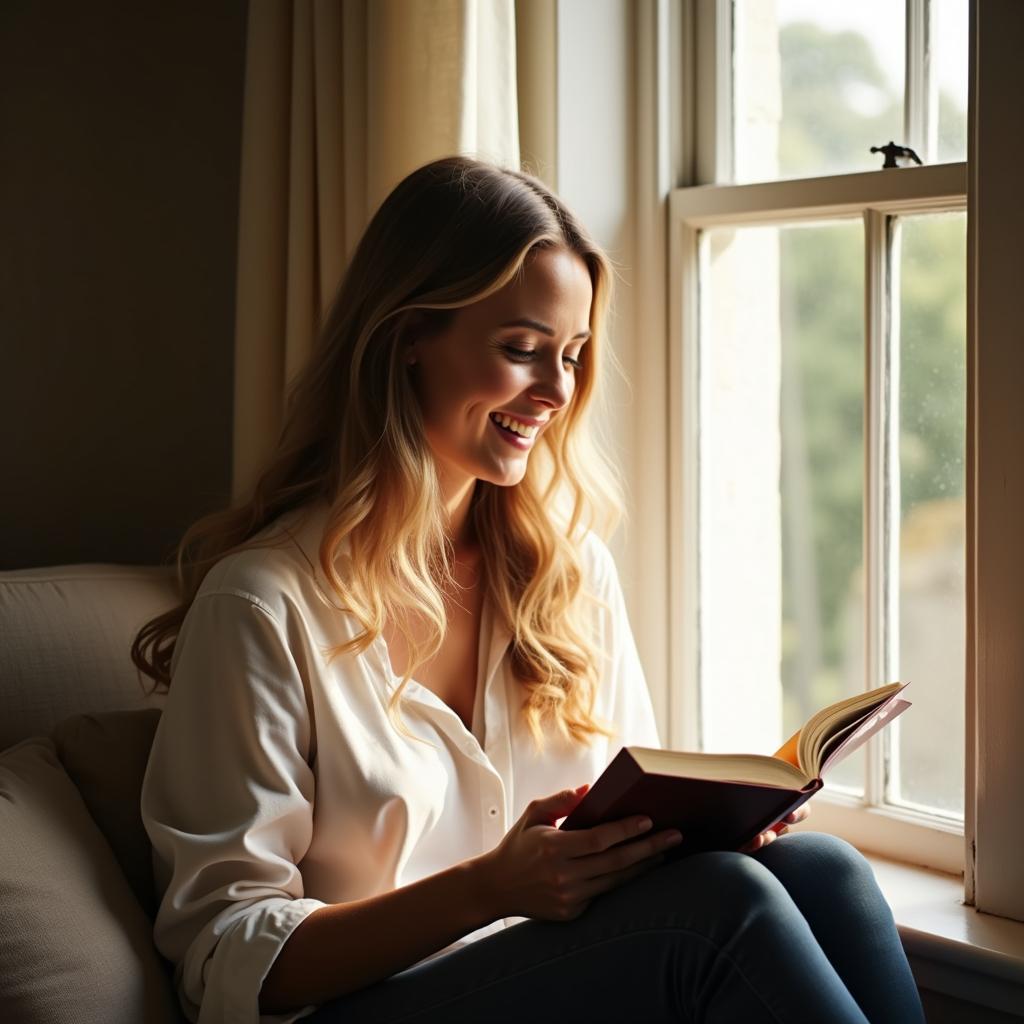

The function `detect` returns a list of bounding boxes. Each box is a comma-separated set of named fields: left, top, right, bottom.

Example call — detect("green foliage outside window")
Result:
left=778, top=23, right=966, bottom=736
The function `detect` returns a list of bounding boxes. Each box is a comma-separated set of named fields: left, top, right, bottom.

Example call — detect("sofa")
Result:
left=0, top=563, right=188, bottom=1023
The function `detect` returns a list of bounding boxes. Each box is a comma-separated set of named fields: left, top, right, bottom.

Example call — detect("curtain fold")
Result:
left=514, top=0, right=557, bottom=187
left=232, top=0, right=522, bottom=500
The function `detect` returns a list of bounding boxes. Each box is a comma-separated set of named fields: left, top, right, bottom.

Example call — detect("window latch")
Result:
left=870, top=141, right=923, bottom=169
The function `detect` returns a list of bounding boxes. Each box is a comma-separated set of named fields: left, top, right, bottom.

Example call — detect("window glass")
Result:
left=934, top=0, right=969, bottom=162
left=733, top=0, right=905, bottom=182
left=698, top=220, right=865, bottom=796
left=892, top=211, right=967, bottom=817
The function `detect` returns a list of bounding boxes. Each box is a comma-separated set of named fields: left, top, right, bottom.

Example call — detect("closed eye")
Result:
left=502, top=345, right=583, bottom=370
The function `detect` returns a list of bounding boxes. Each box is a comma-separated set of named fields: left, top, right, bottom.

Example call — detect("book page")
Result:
left=628, top=747, right=810, bottom=789
left=818, top=697, right=912, bottom=775
left=774, top=729, right=802, bottom=770
left=797, top=682, right=906, bottom=775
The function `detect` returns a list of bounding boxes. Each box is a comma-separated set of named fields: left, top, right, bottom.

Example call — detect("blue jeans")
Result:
left=308, top=832, right=925, bottom=1023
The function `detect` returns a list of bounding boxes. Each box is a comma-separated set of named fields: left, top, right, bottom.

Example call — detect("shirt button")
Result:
left=488, top=806, right=499, bottom=817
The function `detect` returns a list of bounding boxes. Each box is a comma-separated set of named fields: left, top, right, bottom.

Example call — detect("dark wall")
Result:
left=0, top=0, right=247, bottom=569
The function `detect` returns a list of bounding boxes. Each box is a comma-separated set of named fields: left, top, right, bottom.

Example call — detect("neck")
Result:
left=437, top=466, right=479, bottom=559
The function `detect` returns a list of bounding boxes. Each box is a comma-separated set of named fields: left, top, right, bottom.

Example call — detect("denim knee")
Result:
left=675, top=850, right=794, bottom=920
left=769, top=831, right=875, bottom=886
left=755, top=830, right=894, bottom=917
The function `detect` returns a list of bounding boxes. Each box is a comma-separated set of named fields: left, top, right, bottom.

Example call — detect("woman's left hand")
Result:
left=737, top=803, right=812, bottom=854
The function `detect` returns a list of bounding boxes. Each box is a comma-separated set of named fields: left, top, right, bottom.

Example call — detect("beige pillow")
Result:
left=52, top=707, right=162, bottom=918
left=0, top=736, right=183, bottom=1024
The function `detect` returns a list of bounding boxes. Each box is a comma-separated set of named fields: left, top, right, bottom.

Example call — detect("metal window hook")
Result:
left=870, top=141, right=924, bottom=169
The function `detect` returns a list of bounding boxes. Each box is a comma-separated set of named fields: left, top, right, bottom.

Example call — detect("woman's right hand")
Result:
left=474, top=785, right=683, bottom=923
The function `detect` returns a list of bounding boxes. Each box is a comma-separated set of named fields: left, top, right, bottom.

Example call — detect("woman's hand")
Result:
left=738, top=803, right=812, bottom=853
left=475, top=785, right=683, bottom=923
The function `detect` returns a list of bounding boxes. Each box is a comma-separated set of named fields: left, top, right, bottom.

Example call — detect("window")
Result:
left=669, top=0, right=968, bottom=873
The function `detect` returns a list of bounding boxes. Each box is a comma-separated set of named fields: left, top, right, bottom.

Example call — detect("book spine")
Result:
left=559, top=748, right=643, bottom=831
left=763, top=781, right=822, bottom=839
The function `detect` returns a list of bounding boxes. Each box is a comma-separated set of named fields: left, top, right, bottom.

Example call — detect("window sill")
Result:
left=864, top=854, right=1024, bottom=1017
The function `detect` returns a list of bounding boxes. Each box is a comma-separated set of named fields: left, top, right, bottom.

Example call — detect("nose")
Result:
left=526, top=356, right=575, bottom=410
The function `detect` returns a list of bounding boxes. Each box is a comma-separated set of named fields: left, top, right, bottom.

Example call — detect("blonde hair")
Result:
left=132, top=156, right=626, bottom=751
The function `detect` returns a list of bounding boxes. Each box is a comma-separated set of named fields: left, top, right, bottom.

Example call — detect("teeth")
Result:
left=490, top=413, right=538, bottom=439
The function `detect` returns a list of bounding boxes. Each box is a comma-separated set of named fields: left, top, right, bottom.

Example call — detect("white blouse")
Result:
left=141, top=501, right=660, bottom=1024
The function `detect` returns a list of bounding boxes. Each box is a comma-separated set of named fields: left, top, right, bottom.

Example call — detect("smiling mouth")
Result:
left=489, top=412, right=541, bottom=439
left=489, top=415, right=535, bottom=448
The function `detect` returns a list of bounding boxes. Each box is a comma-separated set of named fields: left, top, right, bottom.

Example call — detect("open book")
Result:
left=560, top=681, right=911, bottom=856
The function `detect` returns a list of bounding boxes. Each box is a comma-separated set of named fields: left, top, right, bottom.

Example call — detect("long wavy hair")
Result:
left=132, top=155, right=627, bottom=751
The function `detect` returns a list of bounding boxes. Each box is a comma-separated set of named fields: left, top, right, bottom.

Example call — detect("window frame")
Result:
left=671, top=0, right=970, bottom=875
left=557, top=0, right=1021, bottom=923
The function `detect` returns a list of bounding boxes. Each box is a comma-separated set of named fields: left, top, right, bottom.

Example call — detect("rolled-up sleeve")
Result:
left=141, top=591, right=330, bottom=1024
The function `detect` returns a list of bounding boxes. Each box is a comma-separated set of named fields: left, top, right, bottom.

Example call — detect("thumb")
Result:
left=525, top=784, right=590, bottom=826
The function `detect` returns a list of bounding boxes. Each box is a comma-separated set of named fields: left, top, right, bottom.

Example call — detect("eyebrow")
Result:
left=499, top=317, right=591, bottom=341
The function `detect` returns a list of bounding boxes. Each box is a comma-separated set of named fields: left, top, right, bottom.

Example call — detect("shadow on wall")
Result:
left=0, top=0, right=248, bottom=570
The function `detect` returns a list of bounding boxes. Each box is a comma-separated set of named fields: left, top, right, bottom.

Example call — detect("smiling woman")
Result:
left=130, top=156, right=923, bottom=1024
left=134, top=157, right=624, bottom=748
left=405, top=246, right=593, bottom=507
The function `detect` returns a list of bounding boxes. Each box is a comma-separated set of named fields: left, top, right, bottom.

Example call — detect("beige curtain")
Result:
left=232, top=0, right=523, bottom=500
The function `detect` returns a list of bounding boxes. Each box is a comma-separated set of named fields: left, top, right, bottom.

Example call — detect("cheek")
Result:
left=423, top=359, right=520, bottom=417
left=474, top=361, right=523, bottom=396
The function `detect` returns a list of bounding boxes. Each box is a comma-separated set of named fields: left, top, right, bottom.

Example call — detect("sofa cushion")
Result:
left=0, top=564, right=176, bottom=750
left=0, top=736, right=183, bottom=1024
left=52, top=707, right=163, bottom=918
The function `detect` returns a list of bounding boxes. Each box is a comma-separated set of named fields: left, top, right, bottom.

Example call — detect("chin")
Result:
left=477, top=463, right=528, bottom=488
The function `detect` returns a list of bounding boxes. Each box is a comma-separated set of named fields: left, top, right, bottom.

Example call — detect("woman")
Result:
left=135, top=156, right=924, bottom=1023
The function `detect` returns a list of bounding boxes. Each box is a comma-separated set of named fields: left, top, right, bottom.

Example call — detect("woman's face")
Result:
left=406, top=246, right=593, bottom=491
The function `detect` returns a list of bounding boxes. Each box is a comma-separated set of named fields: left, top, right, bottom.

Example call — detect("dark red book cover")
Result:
left=558, top=748, right=822, bottom=857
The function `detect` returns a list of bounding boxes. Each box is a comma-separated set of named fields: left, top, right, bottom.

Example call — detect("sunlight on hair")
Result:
left=132, top=156, right=627, bottom=754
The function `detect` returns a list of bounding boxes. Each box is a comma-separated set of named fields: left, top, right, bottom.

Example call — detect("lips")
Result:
left=489, top=412, right=540, bottom=439
left=491, top=412, right=548, bottom=428
left=489, top=415, right=534, bottom=449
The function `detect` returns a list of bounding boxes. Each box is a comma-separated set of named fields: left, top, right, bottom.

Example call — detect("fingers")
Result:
left=751, top=803, right=810, bottom=849
left=739, top=829, right=779, bottom=853
left=742, top=803, right=812, bottom=853
left=784, top=804, right=811, bottom=824
left=573, top=826, right=683, bottom=880
left=558, top=813, right=658, bottom=859
left=524, top=785, right=590, bottom=827
left=576, top=851, right=669, bottom=903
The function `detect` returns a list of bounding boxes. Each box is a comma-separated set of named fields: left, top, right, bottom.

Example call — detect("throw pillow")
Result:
left=0, top=736, right=183, bottom=1024
left=52, top=707, right=162, bottom=918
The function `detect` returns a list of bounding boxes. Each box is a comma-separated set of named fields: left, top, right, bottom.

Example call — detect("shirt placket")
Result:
left=404, top=683, right=509, bottom=845
left=371, top=597, right=515, bottom=845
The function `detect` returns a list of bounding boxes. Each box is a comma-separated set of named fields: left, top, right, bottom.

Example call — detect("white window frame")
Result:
left=556, top=0, right=1021, bottom=925
left=965, top=0, right=1024, bottom=922
left=669, top=0, right=970, bottom=875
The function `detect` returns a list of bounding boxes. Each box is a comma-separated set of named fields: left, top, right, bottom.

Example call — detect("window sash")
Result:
left=695, top=0, right=952, bottom=189
left=668, top=163, right=967, bottom=874
left=666, top=0, right=1024, bottom=919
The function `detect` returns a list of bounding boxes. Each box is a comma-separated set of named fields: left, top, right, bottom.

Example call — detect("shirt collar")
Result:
left=282, top=498, right=514, bottom=690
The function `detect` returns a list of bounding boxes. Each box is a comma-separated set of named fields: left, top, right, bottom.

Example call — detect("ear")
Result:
left=401, top=309, right=431, bottom=366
